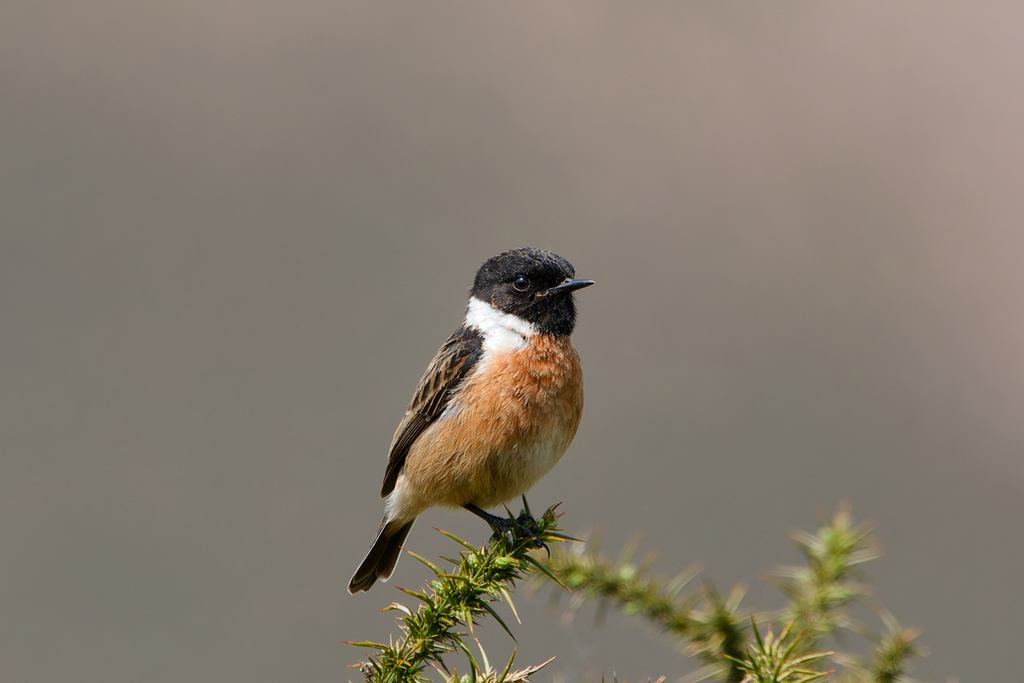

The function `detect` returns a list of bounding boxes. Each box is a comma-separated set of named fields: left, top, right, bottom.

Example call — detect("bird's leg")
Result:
left=463, top=503, right=546, bottom=551
left=463, top=503, right=510, bottom=529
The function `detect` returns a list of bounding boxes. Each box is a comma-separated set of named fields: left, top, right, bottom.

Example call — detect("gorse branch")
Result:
left=722, top=620, right=833, bottom=683
left=349, top=504, right=927, bottom=683
left=346, top=502, right=568, bottom=683
left=540, top=506, right=925, bottom=682
left=774, top=504, right=881, bottom=646
left=543, top=535, right=750, bottom=681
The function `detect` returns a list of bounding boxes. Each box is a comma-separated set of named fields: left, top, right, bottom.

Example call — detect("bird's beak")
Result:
left=540, top=277, right=595, bottom=297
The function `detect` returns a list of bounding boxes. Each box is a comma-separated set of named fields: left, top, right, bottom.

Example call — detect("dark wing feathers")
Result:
left=380, top=325, right=483, bottom=496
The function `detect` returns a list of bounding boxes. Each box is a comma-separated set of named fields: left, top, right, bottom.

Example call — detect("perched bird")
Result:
left=348, top=248, right=593, bottom=593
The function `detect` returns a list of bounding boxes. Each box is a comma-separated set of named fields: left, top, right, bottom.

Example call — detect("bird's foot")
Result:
left=463, top=504, right=548, bottom=553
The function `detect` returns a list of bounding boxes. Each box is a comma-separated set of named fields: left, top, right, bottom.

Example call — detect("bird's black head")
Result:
left=470, top=248, right=594, bottom=336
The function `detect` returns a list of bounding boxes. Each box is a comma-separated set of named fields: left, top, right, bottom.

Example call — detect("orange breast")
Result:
left=398, top=334, right=584, bottom=511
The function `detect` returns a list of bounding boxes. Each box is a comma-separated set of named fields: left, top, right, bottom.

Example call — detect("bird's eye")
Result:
left=512, top=276, right=530, bottom=291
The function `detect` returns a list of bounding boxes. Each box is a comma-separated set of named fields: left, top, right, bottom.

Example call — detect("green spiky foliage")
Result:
left=543, top=506, right=925, bottom=682
left=348, top=505, right=926, bottom=683
left=723, top=620, right=833, bottom=683
left=346, top=501, right=572, bottom=683
left=774, top=506, right=881, bottom=645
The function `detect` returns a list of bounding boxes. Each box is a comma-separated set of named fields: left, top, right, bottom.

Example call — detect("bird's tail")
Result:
left=347, top=517, right=415, bottom=594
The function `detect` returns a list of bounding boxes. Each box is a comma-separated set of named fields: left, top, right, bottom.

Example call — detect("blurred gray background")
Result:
left=2, top=2, right=1021, bottom=681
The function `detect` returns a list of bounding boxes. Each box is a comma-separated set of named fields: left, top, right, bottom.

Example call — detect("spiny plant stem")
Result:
left=347, top=502, right=569, bottom=683
left=349, top=505, right=927, bottom=683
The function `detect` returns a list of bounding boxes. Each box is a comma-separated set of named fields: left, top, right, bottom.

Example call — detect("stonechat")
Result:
left=348, top=248, right=593, bottom=593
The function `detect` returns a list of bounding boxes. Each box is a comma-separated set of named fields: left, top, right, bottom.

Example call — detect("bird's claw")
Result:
left=486, top=512, right=548, bottom=555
